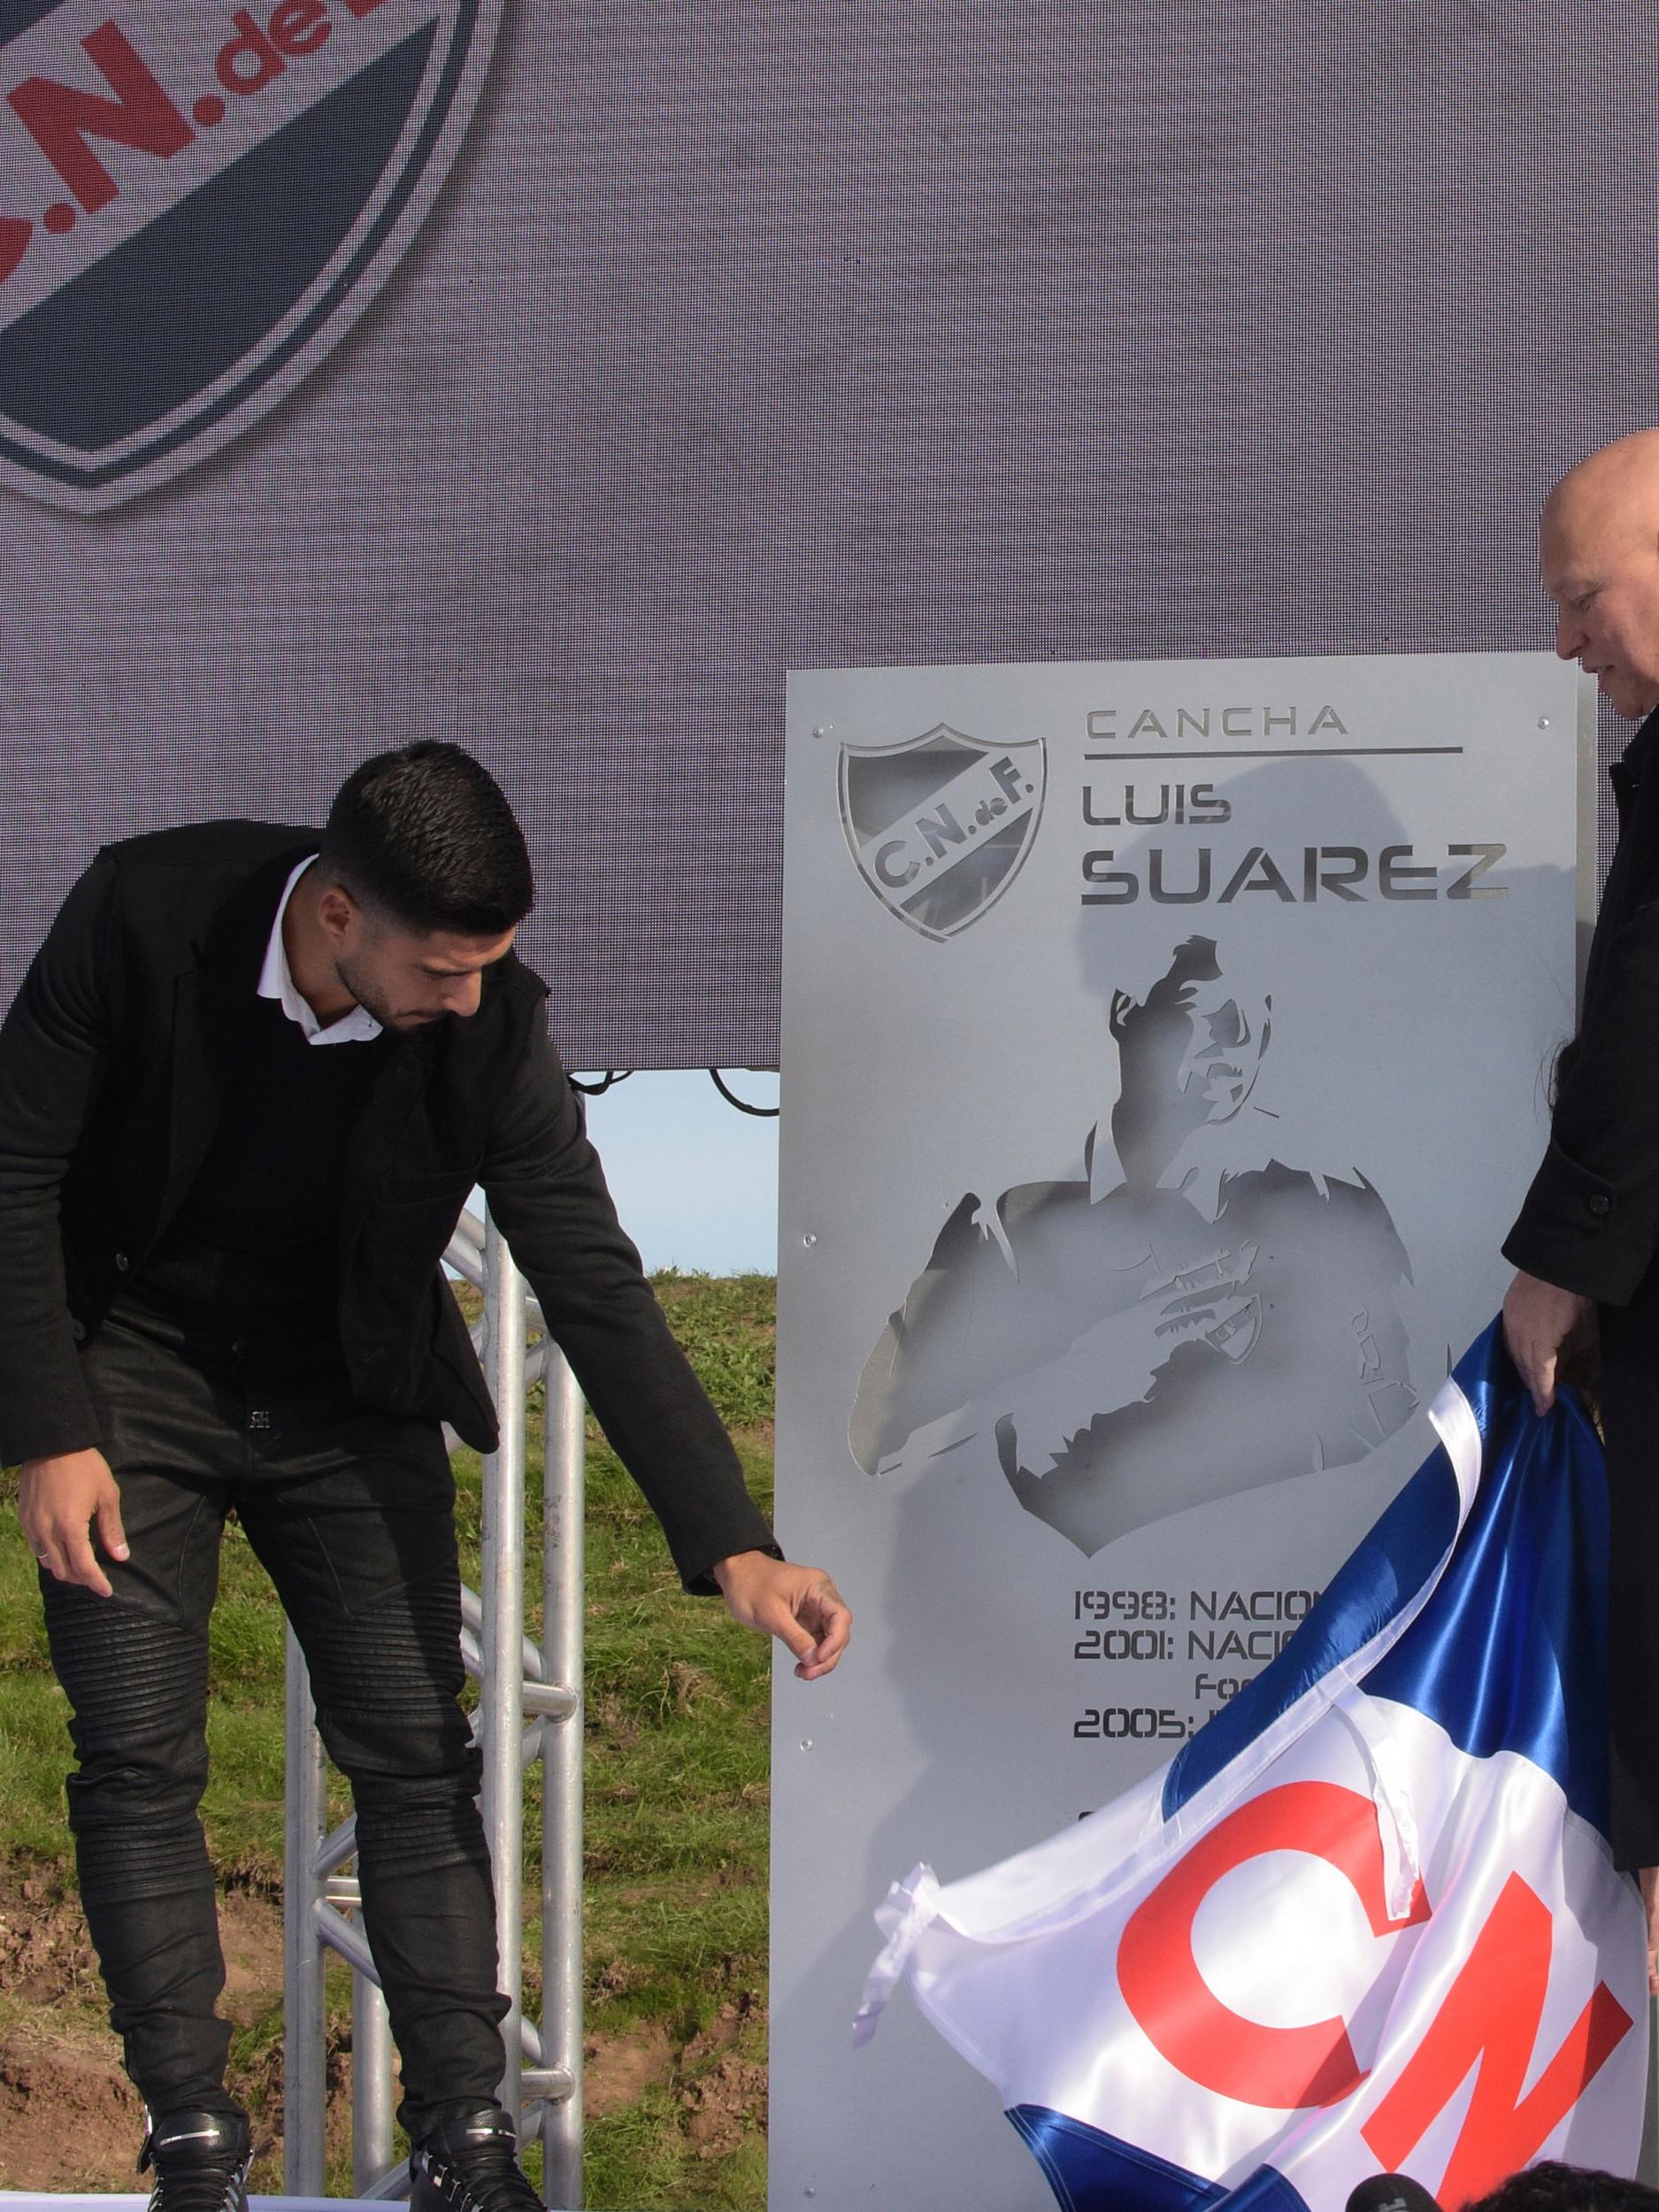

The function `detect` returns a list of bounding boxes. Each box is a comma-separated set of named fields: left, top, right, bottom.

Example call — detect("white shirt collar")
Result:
left=257, top=856, right=383, bottom=1047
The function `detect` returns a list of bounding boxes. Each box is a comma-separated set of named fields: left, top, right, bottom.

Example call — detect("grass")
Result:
left=0, top=1270, right=780, bottom=2209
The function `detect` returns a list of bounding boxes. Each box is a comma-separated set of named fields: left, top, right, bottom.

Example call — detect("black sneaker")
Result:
left=138, top=2109, right=250, bottom=2212
left=411, top=2104, right=541, bottom=2212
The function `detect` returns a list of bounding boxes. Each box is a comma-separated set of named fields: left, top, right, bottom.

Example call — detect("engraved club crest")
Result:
left=837, top=725, right=1047, bottom=941
left=0, top=0, right=503, bottom=511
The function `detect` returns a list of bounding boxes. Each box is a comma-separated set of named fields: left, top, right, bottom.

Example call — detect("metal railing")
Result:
left=283, top=1211, right=586, bottom=2204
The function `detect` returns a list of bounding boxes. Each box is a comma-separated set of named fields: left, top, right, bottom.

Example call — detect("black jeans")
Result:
left=41, top=1302, right=509, bottom=2136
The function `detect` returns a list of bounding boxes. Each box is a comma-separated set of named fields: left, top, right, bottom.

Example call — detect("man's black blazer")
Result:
left=1505, top=703, right=1659, bottom=1310
left=0, top=819, right=777, bottom=1590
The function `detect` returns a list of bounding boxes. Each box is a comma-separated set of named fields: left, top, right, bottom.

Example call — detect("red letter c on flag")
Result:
left=1118, top=1780, right=1431, bottom=2109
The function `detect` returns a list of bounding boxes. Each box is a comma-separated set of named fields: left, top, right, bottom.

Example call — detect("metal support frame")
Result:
left=284, top=1210, right=585, bottom=2202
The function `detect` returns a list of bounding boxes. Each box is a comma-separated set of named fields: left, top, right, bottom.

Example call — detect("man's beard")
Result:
left=333, top=952, right=427, bottom=1033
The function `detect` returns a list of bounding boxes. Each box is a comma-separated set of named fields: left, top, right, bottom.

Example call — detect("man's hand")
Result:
left=17, top=1448, right=127, bottom=1598
left=1502, top=1270, right=1593, bottom=1417
left=712, top=1550, right=851, bottom=1680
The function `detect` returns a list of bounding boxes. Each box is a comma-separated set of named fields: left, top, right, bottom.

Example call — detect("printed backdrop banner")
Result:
left=771, top=653, right=1590, bottom=2211
left=2, top=5, right=1658, bottom=1064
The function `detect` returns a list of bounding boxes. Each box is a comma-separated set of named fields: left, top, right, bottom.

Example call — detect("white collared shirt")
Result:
left=257, top=856, right=383, bottom=1047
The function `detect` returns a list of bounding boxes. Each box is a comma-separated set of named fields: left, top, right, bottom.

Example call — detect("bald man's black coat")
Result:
left=1507, top=706, right=1659, bottom=1298
left=1506, top=702, right=1659, bottom=1866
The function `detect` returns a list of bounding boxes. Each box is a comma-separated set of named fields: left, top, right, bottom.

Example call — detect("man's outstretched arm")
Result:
left=481, top=1018, right=850, bottom=1673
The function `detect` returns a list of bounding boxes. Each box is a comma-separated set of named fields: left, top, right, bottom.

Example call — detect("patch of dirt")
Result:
left=0, top=1861, right=282, bottom=2024
left=580, top=1990, right=769, bottom=2154
left=0, top=1858, right=289, bottom=2191
left=0, top=1852, right=767, bottom=2187
left=590, top=1954, right=645, bottom=2001
left=685, top=1994, right=754, bottom=2059
left=0, top=1863, right=101, bottom=2004
left=0, top=2024, right=143, bottom=2192
left=238, top=2016, right=352, bottom=2193
left=677, top=1995, right=767, bottom=2159
left=583, top=2017, right=676, bottom=2116
left=680, top=2048, right=768, bottom=2157
left=219, top=1886, right=285, bottom=2025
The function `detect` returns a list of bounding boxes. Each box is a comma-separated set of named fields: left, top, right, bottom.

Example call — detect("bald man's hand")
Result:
left=1502, top=1270, right=1593, bottom=1417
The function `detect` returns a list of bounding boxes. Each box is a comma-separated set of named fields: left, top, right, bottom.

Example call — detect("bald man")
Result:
left=1503, top=428, right=1659, bottom=1987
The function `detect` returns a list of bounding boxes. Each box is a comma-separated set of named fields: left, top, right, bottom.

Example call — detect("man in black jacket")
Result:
left=1503, top=430, right=1659, bottom=1993
left=3, top=742, right=849, bottom=2212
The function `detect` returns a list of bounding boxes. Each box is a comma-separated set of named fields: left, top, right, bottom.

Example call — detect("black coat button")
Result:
left=1588, top=1194, right=1611, bottom=1218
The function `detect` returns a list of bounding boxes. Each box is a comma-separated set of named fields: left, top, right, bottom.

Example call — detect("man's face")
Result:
left=1176, top=979, right=1269, bottom=1120
left=1112, top=954, right=1269, bottom=1167
left=1542, top=502, right=1659, bottom=720
left=329, top=899, right=517, bottom=1032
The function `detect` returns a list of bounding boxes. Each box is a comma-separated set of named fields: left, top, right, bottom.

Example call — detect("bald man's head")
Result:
left=1544, top=431, right=1659, bottom=720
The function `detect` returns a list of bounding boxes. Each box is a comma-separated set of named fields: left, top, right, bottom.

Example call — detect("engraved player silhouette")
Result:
left=850, top=936, right=1416, bottom=1553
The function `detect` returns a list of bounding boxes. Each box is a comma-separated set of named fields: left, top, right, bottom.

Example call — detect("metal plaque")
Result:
left=771, top=651, right=1593, bottom=2210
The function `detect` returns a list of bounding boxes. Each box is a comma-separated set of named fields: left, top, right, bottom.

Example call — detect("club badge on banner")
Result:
left=771, top=655, right=1593, bottom=2210
left=0, top=0, right=503, bottom=510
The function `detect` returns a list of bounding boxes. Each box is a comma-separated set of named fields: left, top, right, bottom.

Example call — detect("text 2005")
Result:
left=1072, top=1707, right=1192, bottom=1741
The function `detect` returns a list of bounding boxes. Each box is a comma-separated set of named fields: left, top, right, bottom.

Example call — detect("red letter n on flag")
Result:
left=1363, top=1873, right=1632, bottom=2208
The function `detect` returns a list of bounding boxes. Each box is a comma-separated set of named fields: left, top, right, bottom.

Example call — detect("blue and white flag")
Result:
left=856, top=1323, right=1647, bottom=2209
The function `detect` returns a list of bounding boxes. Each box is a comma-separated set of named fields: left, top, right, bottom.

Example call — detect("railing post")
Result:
left=284, top=1630, right=328, bottom=2198
left=351, top=1972, right=396, bottom=2194
left=480, top=1217, right=527, bottom=2123
left=541, top=1348, right=586, bottom=2208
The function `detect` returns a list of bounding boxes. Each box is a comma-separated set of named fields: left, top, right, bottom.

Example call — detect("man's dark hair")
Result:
left=320, top=741, right=534, bottom=935
left=1463, top=2162, right=1659, bottom=2212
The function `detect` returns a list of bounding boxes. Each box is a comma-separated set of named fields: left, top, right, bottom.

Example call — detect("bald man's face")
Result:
left=1542, top=499, right=1659, bottom=720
